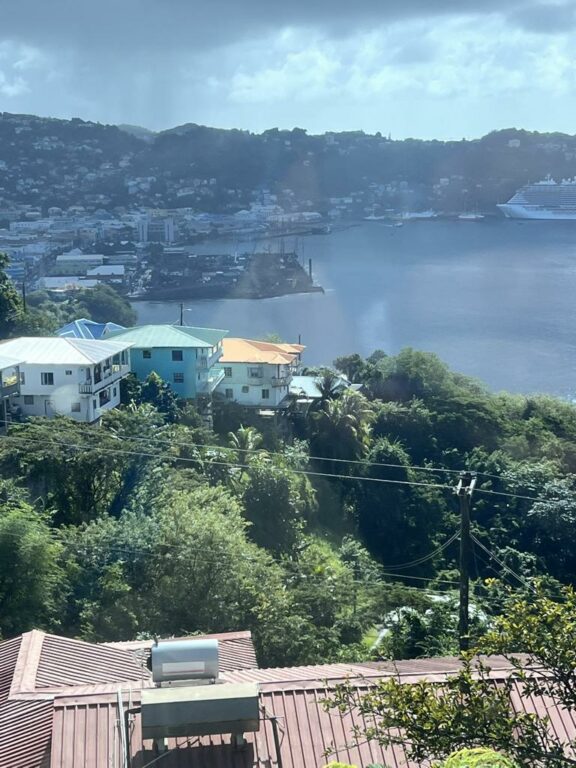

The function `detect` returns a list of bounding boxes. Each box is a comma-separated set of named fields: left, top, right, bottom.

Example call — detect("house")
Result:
left=56, top=317, right=126, bottom=340
left=1, top=630, right=573, bottom=768
left=0, top=337, right=133, bottom=422
left=216, top=338, right=304, bottom=408
left=0, top=353, right=22, bottom=432
left=107, top=324, right=228, bottom=399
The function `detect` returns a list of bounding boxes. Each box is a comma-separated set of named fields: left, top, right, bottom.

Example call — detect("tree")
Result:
left=0, top=252, right=24, bottom=336
left=228, top=425, right=263, bottom=453
left=77, top=284, right=137, bottom=326
left=0, top=485, right=64, bottom=636
left=240, top=451, right=316, bottom=554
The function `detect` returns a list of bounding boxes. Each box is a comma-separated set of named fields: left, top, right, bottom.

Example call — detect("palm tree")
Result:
left=311, top=390, right=374, bottom=472
left=228, top=425, right=264, bottom=455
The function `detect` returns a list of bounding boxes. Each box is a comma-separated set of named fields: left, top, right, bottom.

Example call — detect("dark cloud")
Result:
left=0, top=0, right=532, bottom=54
left=507, top=1, right=576, bottom=33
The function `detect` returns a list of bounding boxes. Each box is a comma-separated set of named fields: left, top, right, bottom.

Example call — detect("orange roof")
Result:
left=220, top=338, right=305, bottom=365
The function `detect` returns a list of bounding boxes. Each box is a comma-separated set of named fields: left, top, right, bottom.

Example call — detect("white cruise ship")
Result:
left=498, top=177, right=576, bottom=219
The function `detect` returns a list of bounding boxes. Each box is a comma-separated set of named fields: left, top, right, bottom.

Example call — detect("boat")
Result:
left=458, top=213, right=485, bottom=221
left=498, top=177, right=576, bottom=220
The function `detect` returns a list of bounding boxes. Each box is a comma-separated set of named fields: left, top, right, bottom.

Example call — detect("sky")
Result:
left=0, top=0, right=574, bottom=139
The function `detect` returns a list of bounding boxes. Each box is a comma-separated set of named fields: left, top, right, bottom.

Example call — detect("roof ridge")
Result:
left=10, top=630, right=45, bottom=697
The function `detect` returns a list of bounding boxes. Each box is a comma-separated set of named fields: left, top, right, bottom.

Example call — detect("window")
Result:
left=19, top=372, right=25, bottom=385
left=40, top=372, right=54, bottom=386
left=92, top=399, right=97, bottom=409
left=65, top=370, right=72, bottom=376
left=242, top=385, right=249, bottom=393
left=142, top=349, right=151, bottom=359
left=113, top=387, right=117, bottom=397
left=224, top=367, right=232, bottom=377
left=248, top=366, right=262, bottom=378
left=172, top=350, right=183, bottom=361
left=23, top=395, right=34, bottom=405
left=71, top=402, right=81, bottom=412
left=225, top=388, right=233, bottom=399
left=262, top=389, right=270, bottom=399
left=173, top=372, right=184, bottom=383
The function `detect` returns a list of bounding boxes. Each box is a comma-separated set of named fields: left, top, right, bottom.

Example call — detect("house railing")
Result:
left=272, top=376, right=291, bottom=387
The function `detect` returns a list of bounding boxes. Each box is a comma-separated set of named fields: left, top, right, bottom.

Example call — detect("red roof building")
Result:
left=1, top=631, right=575, bottom=768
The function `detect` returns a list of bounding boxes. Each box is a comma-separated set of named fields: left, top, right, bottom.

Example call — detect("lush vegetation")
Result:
left=1, top=331, right=576, bottom=666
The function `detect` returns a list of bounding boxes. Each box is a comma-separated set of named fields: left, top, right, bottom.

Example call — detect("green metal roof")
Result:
left=107, top=324, right=228, bottom=349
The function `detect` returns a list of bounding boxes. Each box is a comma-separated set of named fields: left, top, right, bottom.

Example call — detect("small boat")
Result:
left=458, top=213, right=485, bottom=221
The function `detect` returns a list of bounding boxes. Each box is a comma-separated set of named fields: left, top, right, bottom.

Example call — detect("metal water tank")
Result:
left=151, top=639, right=219, bottom=683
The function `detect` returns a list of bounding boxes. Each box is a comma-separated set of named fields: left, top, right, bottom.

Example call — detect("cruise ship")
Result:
left=498, top=177, right=576, bottom=219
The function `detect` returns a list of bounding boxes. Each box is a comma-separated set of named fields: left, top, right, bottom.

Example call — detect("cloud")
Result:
left=508, top=1, right=576, bottom=33
left=0, top=1, right=573, bottom=137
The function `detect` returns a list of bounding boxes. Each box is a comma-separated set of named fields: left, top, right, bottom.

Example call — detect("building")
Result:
left=107, top=324, right=227, bottom=399
left=51, top=251, right=104, bottom=276
left=56, top=318, right=126, bottom=340
left=1, top=630, right=573, bottom=768
left=216, top=338, right=304, bottom=408
left=0, top=353, right=22, bottom=432
left=0, top=337, right=133, bottom=422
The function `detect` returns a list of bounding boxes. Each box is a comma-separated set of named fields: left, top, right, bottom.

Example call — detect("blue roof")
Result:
left=56, top=318, right=126, bottom=340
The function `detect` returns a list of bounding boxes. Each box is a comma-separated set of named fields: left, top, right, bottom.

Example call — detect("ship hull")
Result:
left=497, top=204, right=576, bottom=220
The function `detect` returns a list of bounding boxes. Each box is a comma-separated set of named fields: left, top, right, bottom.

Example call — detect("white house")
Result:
left=216, top=338, right=304, bottom=409
left=0, top=337, right=133, bottom=423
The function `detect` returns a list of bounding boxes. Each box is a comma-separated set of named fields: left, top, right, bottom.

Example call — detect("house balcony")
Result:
left=271, top=375, right=291, bottom=387
left=79, top=364, right=129, bottom=394
left=0, top=382, right=20, bottom=398
left=197, top=367, right=225, bottom=394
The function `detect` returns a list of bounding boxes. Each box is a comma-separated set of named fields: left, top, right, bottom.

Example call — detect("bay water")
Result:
left=133, top=219, right=576, bottom=396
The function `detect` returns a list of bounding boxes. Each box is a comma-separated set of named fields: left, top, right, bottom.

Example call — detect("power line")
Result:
left=3, top=431, right=454, bottom=493
left=471, top=534, right=537, bottom=594
left=383, top=532, right=459, bottom=571
left=0, top=417, right=505, bottom=484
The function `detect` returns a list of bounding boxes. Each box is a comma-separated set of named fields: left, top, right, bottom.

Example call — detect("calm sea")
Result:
left=133, top=219, right=576, bottom=397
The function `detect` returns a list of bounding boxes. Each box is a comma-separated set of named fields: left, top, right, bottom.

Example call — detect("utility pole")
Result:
left=179, top=303, right=184, bottom=327
left=457, top=471, right=476, bottom=652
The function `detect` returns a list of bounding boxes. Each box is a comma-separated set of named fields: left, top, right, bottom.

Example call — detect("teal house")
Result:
left=107, top=325, right=228, bottom=399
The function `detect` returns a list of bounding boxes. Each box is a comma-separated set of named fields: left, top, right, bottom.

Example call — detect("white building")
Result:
left=52, top=251, right=105, bottom=275
left=216, top=338, right=304, bottom=409
left=0, top=337, right=133, bottom=423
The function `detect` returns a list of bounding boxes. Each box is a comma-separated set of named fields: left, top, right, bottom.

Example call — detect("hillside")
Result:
left=1, top=112, right=576, bottom=214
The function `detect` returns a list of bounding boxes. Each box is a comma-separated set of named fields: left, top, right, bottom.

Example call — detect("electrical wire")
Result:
left=3, top=431, right=454, bottom=492
left=382, top=531, right=459, bottom=570
left=0, top=417, right=507, bottom=483
left=471, top=534, right=537, bottom=594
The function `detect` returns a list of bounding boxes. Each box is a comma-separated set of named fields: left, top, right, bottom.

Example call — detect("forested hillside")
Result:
left=1, top=111, right=576, bottom=212
left=2, top=340, right=575, bottom=665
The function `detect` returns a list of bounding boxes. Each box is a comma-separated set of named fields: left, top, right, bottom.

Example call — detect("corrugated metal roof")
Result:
left=108, top=324, right=228, bottom=349
left=0, top=698, right=53, bottom=768
left=220, top=338, right=304, bottom=365
left=0, top=353, right=24, bottom=370
left=0, top=337, right=133, bottom=365
left=49, top=672, right=576, bottom=768
left=0, top=635, right=22, bottom=703
left=56, top=319, right=126, bottom=340
left=35, top=634, right=148, bottom=689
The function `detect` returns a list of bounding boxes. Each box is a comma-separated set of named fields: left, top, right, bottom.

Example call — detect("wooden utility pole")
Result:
left=179, top=303, right=184, bottom=326
left=457, top=471, right=477, bottom=652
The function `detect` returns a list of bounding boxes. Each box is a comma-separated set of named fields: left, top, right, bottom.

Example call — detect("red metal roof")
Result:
left=0, top=698, right=53, bottom=768
left=0, top=635, right=22, bottom=703
left=48, top=659, right=576, bottom=768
